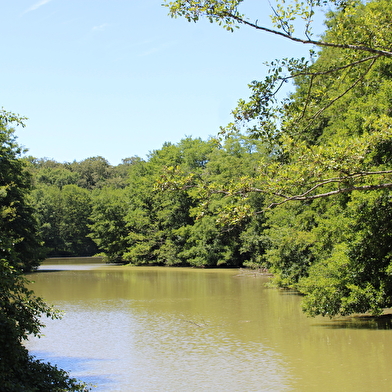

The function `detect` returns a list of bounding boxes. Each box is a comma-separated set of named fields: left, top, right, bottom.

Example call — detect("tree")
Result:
left=89, top=187, right=129, bottom=263
left=164, top=0, right=392, bottom=204
left=154, top=136, right=268, bottom=267
left=29, top=156, right=138, bottom=257
left=0, top=114, right=44, bottom=272
left=31, top=184, right=98, bottom=257
left=59, top=185, right=97, bottom=256
left=69, top=156, right=111, bottom=190
left=32, top=184, right=64, bottom=255
left=0, top=110, right=88, bottom=390
left=163, top=0, right=392, bottom=316
left=122, top=140, right=207, bottom=266
left=87, top=136, right=268, bottom=268
left=27, top=157, right=80, bottom=189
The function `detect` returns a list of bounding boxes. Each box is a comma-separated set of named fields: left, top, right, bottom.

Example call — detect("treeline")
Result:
left=26, top=137, right=267, bottom=267
left=27, top=155, right=134, bottom=257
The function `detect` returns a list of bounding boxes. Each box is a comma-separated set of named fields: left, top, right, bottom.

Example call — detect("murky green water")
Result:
left=26, top=258, right=392, bottom=391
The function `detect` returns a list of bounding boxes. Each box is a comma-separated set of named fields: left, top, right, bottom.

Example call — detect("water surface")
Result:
left=26, top=258, right=392, bottom=391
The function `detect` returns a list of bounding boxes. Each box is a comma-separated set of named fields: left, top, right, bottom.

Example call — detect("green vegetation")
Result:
left=0, top=110, right=89, bottom=391
left=23, top=0, right=392, bottom=319
left=1, top=8, right=392, bottom=389
left=1, top=1, right=391, bottom=388
left=161, top=0, right=392, bottom=317
left=29, top=137, right=267, bottom=268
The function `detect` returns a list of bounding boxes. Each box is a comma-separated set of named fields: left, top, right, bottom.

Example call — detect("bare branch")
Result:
left=267, top=182, right=392, bottom=208
left=291, top=55, right=380, bottom=78
left=303, top=55, right=378, bottom=129
left=254, top=170, right=392, bottom=208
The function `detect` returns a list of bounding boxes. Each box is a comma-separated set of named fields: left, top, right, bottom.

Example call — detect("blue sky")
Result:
left=2, top=0, right=327, bottom=165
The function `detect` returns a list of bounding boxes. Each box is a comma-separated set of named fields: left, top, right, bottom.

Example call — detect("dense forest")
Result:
left=26, top=138, right=267, bottom=266
left=1, top=0, right=391, bottom=389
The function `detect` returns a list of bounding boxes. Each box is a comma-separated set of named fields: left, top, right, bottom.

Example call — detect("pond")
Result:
left=26, top=258, right=392, bottom=391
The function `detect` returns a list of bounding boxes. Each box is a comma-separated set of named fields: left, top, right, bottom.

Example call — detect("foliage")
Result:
left=298, top=191, right=392, bottom=316
left=164, top=0, right=392, bottom=56
left=28, top=155, right=140, bottom=257
left=84, top=136, right=269, bottom=268
left=0, top=122, right=45, bottom=272
left=31, top=184, right=98, bottom=257
left=19, top=0, right=392, bottom=318
left=122, top=139, right=213, bottom=266
left=162, top=0, right=392, bottom=316
left=259, top=0, right=392, bottom=316
left=0, top=113, right=89, bottom=390
left=88, top=187, right=129, bottom=263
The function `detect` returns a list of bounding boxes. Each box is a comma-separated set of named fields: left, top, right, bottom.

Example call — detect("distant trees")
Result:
left=27, top=155, right=136, bottom=256
left=88, top=187, right=129, bottom=263
left=29, top=137, right=267, bottom=268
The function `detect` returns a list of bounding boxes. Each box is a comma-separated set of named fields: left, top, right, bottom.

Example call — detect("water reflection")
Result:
left=35, top=257, right=105, bottom=272
left=26, top=259, right=392, bottom=391
left=31, top=352, right=115, bottom=391
left=316, top=314, right=392, bottom=330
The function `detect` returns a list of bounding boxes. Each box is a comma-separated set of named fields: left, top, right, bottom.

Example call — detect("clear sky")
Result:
left=2, top=0, right=327, bottom=165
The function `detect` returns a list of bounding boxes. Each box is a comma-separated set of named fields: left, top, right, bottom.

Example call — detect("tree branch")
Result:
left=255, top=170, right=392, bottom=208
left=291, top=55, right=380, bottom=78
left=225, top=13, right=392, bottom=58
left=303, top=55, right=378, bottom=129
left=267, top=182, right=392, bottom=208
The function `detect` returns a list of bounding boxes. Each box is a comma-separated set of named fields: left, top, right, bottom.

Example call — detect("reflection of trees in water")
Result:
left=317, top=314, right=392, bottom=330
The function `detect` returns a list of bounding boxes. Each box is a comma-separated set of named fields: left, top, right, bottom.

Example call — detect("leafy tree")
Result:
left=29, top=156, right=139, bottom=257
left=88, top=137, right=268, bottom=268
left=69, top=156, right=111, bottom=190
left=0, top=109, right=88, bottom=391
left=123, top=140, right=203, bottom=266
left=297, top=191, right=392, bottom=316
left=156, top=136, right=268, bottom=267
left=163, top=0, right=392, bottom=316
left=261, top=1, right=392, bottom=316
left=0, top=116, right=44, bottom=272
left=59, top=185, right=97, bottom=256
left=89, top=187, right=129, bottom=263
left=104, top=156, right=142, bottom=189
left=27, top=157, right=80, bottom=189
left=32, top=185, right=64, bottom=255
left=31, top=184, right=98, bottom=257
left=164, top=0, right=392, bottom=202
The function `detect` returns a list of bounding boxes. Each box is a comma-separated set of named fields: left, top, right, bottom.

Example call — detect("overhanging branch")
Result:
left=225, top=13, right=392, bottom=58
left=267, top=182, right=392, bottom=208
